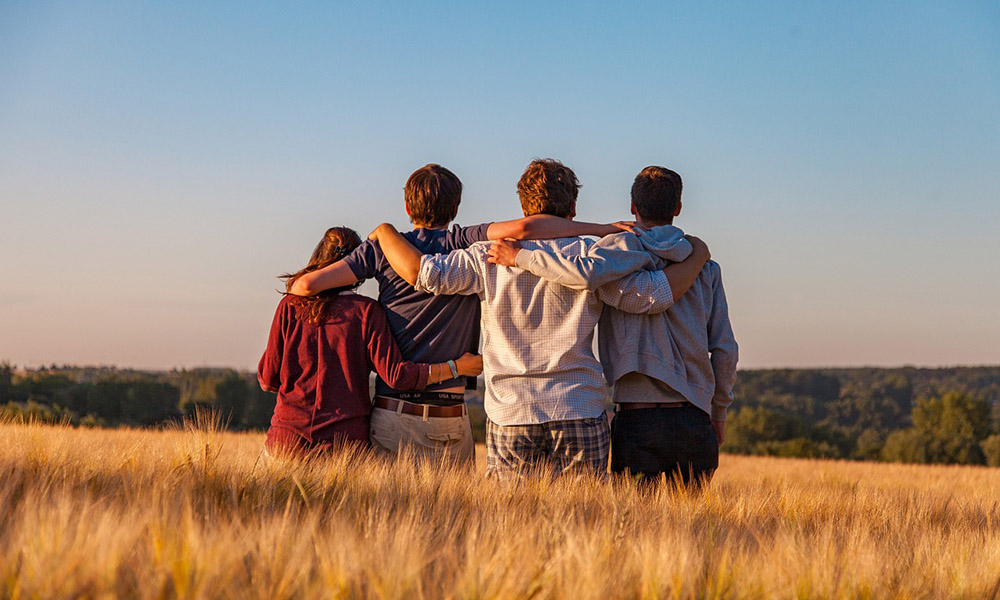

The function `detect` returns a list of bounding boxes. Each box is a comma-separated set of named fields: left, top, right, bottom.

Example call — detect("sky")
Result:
left=1, top=1, right=998, bottom=371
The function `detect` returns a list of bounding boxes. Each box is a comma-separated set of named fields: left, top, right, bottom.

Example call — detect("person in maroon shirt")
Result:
left=258, top=226, right=483, bottom=457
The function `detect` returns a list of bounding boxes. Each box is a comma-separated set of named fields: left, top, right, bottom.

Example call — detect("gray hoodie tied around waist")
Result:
left=513, top=224, right=739, bottom=421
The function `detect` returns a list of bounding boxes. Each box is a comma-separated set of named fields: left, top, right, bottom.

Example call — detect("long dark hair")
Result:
left=281, top=226, right=363, bottom=324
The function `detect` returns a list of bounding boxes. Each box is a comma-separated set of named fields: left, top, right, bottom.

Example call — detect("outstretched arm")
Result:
left=488, top=235, right=711, bottom=304
left=486, top=214, right=639, bottom=241
left=288, top=261, right=359, bottom=296
left=364, top=300, right=484, bottom=390
left=594, top=240, right=708, bottom=315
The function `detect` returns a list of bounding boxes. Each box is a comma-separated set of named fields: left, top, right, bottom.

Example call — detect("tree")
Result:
left=214, top=371, right=249, bottom=427
left=881, top=392, right=990, bottom=465
left=0, top=362, right=12, bottom=404
left=243, top=385, right=277, bottom=430
left=881, top=429, right=934, bottom=464
left=981, top=435, right=1000, bottom=468
left=725, top=407, right=808, bottom=455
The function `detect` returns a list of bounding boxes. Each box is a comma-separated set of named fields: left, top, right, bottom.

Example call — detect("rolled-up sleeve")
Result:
left=513, top=240, right=655, bottom=291
left=415, top=248, right=484, bottom=297
left=596, top=269, right=674, bottom=315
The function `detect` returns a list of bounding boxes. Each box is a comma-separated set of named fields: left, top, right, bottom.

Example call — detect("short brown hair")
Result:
left=631, top=166, right=682, bottom=224
left=404, top=164, right=462, bottom=228
left=516, top=158, right=580, bottom=218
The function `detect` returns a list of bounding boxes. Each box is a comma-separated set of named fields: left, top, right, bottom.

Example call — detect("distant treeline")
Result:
left=0, top=363, right=276, bottom=430
left=3, top=363, right=1000, bottom=467
left=728, top=367, right=1000, bottom=466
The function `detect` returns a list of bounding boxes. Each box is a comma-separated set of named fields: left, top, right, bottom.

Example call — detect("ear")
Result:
left=674, top=200, right=682, bottom=217
left=630, top=201, right=637, bottom=217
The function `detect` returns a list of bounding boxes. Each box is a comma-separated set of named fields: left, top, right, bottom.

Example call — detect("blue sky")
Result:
left=1, top=1, right=998, bottom=370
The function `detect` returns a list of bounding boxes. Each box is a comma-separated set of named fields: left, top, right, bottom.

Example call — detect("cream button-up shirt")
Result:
left=416, top=237, right=674, bottom=426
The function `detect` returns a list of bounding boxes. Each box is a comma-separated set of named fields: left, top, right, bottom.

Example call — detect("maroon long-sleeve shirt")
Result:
left=258, top=292, right=430, bottom=447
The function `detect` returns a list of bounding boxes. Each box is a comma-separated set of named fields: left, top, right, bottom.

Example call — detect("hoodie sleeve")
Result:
left=513, top=233, right=656, bottom=291
left=706, top=262, right=739, bottom=421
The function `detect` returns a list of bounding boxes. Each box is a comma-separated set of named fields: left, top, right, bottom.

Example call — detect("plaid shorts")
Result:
left=486, top=416, right=610, bottom=480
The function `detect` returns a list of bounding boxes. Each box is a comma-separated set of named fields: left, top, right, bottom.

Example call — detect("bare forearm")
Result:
left=371, top=224, right=422, bottom=285
left=521, top=215, right=619, bottom=239
left=662, top=258, right=706, bottom=302
left=288, top=261, right=358, bottom=296
left=488, top=215, right=629, bottom=241
left=663, top=236, right=711, bottom=301
left=424, top=353, right=483, bottom=384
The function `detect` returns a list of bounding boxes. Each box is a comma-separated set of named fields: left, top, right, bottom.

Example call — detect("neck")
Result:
left=413, top=223, right=448, bottom=230
left=636, top=217, right=671, bottom=229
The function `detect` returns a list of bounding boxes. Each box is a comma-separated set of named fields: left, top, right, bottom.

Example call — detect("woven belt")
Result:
left=619, top=401, right=689, bottom=410
left=373, top=396, right=467, bottom=418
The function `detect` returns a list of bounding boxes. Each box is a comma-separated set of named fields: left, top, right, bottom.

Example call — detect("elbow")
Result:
left=512, top=220, right=533, bottom=240
left=289, top=276, right=316, bottom=296
left=401, top=264, right=422, bottom=287
left=257, top=376, right=278, bottom=394
left=401, top=270, right=419, bottom=287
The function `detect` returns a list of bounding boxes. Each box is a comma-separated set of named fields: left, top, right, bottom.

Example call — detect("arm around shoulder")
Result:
left=288, top=260, right=359, bottom=296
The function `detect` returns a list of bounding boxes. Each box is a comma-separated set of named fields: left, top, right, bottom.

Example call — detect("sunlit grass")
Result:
left=2, top=418, right=1000, bottom=599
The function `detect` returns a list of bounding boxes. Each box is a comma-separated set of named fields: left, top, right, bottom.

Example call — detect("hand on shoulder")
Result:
left=487, top=239, right=522, bottom=267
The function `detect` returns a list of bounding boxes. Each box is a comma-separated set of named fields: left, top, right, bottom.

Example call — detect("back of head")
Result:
left=404, top=164, right=462, bottom=228
left=517, top=158, right=580, bottom=218
left=282, top=226, right=363, bottom=324
left=631, top=166, right=682, bottom=225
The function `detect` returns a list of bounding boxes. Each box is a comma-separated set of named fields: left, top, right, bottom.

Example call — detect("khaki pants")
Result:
left=369, top=405, right=475, bottom=464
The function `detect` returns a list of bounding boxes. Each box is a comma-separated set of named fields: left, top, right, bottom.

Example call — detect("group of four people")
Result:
left=258, top=159, right=737, bottom=485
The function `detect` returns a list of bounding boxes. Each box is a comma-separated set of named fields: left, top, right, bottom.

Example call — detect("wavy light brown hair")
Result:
left=516, top=158, right=579, bottom=218
left=281, top=227, right=363, bottom=324
left=405, top=164, right=462, bottom=228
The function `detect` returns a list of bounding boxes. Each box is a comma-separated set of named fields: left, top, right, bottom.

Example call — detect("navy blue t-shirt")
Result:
left=342, top=223, right=491, bottom=396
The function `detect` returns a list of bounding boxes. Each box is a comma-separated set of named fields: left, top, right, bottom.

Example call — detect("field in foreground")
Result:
left=2, top=421, right=1000, bottom=599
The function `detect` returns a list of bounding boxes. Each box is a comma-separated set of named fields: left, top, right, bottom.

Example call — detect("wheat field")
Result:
left=2, top=418, right=999, bottom=599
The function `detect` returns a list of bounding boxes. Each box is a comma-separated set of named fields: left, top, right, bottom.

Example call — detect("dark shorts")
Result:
left=610, top=404, right=719, bottom=487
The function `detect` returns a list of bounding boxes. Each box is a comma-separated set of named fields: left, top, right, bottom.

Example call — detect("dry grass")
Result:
left=2, top=418, right=1000, bottom=599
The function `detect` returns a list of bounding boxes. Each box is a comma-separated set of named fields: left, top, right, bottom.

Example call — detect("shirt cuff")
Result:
left=415, top=363, right=431, bottom=389
left=514, top=249, right=532, bottom=269
left=650, top=270, right=674, bottom=310
left=415, top=255, right=440, bottom=294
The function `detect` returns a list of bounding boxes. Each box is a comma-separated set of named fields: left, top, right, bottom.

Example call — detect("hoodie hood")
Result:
left=635, top=224, right=691, bottom=268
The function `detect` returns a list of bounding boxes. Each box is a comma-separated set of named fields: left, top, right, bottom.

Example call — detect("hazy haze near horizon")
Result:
left=1, top=2, right=998, bottom=371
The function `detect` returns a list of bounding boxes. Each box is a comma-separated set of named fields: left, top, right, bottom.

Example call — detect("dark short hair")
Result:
left=516, top=158, right=579, bottom=218
left=405, top=164, right=462, bottom=227
left=631, top=166, right=682, bottom=224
